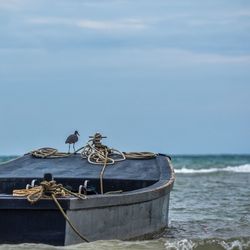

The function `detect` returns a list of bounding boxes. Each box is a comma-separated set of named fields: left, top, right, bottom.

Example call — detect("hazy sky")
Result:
left=0, top=0, right=250, bottom=155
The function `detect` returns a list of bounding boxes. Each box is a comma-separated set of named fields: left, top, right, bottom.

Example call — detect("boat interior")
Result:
left=0, top=176, right=157, bottom=196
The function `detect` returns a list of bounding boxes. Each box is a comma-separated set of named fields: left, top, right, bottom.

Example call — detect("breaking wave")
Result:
left=175, top=164, right=250, bottom=174
left=164, top=238, right=250, bottom=250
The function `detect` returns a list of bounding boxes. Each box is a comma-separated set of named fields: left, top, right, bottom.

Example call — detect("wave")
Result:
left=175, top=164, right=250, bottom=174
left=0, top=238, right=249, bottom=250
left=164, top=238, right=250, bottom=250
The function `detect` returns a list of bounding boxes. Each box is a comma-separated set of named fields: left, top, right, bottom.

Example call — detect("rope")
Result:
left=83, top=149, right=155, bottom=194
left=99, top=148, right=108, bottom=194
left=13, top=180, right=89, bottom=242
left=18, top=137, right=160, bottom=242
left=51, top=194, right=89, bottom=242
left=13, top=180, right=86, bottom=202
left=13, top=186, right=43, bottom=202
left=124, top=152, right=156, bottom=160
left=79, top=135, right=126, bottom=194
left=27, top=134, right=156, bottom=196
left=29, top=145, right=156, bottom=163
left=80, top=140, right=126, bottom=165
left=30, top=147, right=71, bottom=159
left=27, top=147, right=156, bottom=196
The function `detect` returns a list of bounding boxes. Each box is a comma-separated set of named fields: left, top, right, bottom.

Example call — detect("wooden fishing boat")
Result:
left=0, top=150, right=175, bottom=245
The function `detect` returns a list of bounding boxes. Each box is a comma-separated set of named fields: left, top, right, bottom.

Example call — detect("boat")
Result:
left=0, top=134, right=175, bottom=246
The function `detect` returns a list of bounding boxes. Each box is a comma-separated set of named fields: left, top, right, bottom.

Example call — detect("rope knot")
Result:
left=13, top=180, right=86, bottom=204
left=39, top=181, right=65, bottom=197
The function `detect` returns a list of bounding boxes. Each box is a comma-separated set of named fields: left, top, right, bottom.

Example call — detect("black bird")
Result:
left=65, top=131, right=80, bottom=153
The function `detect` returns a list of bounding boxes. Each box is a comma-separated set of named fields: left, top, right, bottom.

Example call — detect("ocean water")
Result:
left=0, top=155, right=250, bottom=250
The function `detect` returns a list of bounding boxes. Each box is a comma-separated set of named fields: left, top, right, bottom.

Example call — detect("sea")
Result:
left=0, top=155, right=250, bottom=250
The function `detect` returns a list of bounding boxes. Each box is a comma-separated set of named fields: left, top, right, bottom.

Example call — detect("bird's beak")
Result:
left=77, top=132, right=80, bottom=136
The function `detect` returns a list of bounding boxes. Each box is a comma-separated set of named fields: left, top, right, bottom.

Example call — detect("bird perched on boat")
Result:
left=65, top=131, right=80, bottom=154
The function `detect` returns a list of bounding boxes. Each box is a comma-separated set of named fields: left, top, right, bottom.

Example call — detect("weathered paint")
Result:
left=65, top=194, right=170, bottom=244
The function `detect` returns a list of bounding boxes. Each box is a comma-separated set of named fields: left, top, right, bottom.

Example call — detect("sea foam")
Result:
left=175, top=164, right=250, bottom=174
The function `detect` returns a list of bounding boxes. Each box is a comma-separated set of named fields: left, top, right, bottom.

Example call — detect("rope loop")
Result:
left=13, top=180, right=86, bottom=204
left=15, top=134, right=160, bottom=243
left=80, top=134, right=126, bottom=165
left=26, top=133, right=157, bottom=196
left=13, top=180, right=89, bottom=242
left=30, top=147, right=70, bottom=159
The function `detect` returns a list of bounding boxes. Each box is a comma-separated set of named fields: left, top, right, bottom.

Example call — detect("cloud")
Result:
left=0, top=0, right=29, bottom=9
left=30, top=17, right=147, bottom=31
left=77, top=19, right=146, bottom=30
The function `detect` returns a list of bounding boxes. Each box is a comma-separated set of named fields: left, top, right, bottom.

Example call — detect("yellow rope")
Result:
left=16, top=143, right=158, bottom=242
left=27, top=145, right=156, bottom=196
left=13, top=181, right=86, bottom=202
left=81, top=142, right=125, bottom=165
left=13, top=180, right=89, bottom=242
left=99, top=148, right=108, bottom=194
left=13, top=186, right=42, bottom=199
left=30, top=147, right=72, bottom=159
left=124, top=152, right=156, bottom=159
left=51, top=194, right=89, bottom=242
left=29, top=147, right=156, bottom=162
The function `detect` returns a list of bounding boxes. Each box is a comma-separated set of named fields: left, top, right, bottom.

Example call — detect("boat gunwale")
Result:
left=69, top=157, right=175, bottom=209
left=0, top=157, right=175, bottom=210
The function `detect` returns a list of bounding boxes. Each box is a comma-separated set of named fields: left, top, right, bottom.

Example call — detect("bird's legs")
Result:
left=73, top=143, right=76, bottom=154
left=68, top=144, right=71, bottom=154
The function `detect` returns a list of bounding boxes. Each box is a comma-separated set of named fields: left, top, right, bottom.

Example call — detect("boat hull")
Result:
left=0, top=157, right=175, bottom=245
left=65, top=186, right=171, bottom=244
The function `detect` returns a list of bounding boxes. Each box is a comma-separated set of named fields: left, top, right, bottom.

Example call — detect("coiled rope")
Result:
left=79, top=133, right=156, bottom=193
left=13, top=180, right=89, bottom=242
left=17, top=134, right=158, bottom=242
left=28, top=133, right=156, bottom=195
left=29, top=147, right=156, bottom=195
left=124, top=152, right=156, bottom=159
left=79, top=136, right=126, bottom=165
left=30, top=147, right=71, bottom=158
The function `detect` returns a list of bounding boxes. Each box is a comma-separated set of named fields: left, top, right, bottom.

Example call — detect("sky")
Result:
left=0, top=0, right=250, bottom=155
